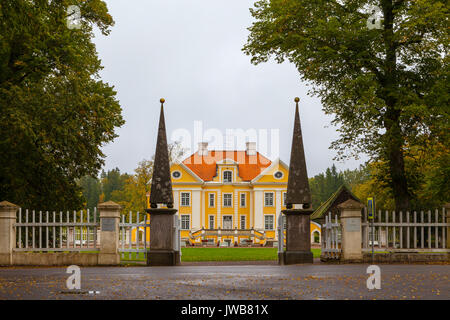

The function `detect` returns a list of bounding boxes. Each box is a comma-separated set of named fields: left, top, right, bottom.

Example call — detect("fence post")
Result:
left=445, top=203, right=450, bottom=249
left=98, top=201, right=121, bottom=265
left=0, top=201, right=19, bottom=265
left=338, top=199, right=364, bottom=262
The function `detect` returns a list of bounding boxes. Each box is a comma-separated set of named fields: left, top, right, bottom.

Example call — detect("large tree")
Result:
left=243, top=0, right=449, bottom=210
left=0, top=0, right=124, bottom=209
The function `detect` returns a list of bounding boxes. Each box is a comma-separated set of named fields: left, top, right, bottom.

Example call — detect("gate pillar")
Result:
left=279, top=97, right=314, bottom=264
left=0, top=201, right=19, bottom=266
left=146, top=98, right=180, bottom=266
left=445, top=203, right=450, bottom=250
left=98, top=201, right=121, bottom=265
left=338, top=199, right=364, bottom=261
left=146, top=208, right=180, bottom=266
left=279, top=209, right=314, bottom=264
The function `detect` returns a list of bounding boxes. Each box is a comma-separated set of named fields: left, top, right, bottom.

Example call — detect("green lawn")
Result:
left=120, top=248, right=321, bottom=262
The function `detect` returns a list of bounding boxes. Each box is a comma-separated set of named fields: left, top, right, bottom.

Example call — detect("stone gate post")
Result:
left=445, top=203, right=450, bottom=249
left=98, top=201, right=121, bottom=265
left=338, top=199, right=364, bottom=262
left=0, top=201, right=19, bottom=266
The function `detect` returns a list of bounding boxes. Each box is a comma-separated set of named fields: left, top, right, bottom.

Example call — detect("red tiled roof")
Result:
left=182, top=151, right=272, bottom=181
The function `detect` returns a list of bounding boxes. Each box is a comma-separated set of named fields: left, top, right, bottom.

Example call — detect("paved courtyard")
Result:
left=0, top=264, right=448, bottom=300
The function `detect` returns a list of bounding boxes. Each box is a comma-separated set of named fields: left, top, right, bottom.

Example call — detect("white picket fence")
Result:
left=14, top=208, right=99, bottom=251
left=321, top=213, right=341, bottom=259
left=118, top=212, right=181, bottom=261
left=119, top=211, right=149, bottom=261
left=362, top=208, right=449, bottom=252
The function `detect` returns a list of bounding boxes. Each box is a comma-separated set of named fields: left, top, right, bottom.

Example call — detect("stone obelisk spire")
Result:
left=146, top=98, right=180, bottom=266
left=279, top=97, right=313, bottom=265
left=285, top=97, right=312, bottom=209
left=149, top=98, right=174, bottom=208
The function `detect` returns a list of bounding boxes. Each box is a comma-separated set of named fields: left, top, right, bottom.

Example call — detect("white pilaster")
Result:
left=234, top=190, right=238, bottom=228
left=173, top=190, right=179, bottom=212
left=200, top=190, right=205, bottom=228
left=191, top=190, right=201, bottom=230
left=254, top=190, right=264, bottom=229
left=217, top=192, right=222, bottom=228
left=275, top=191, right=281, bottom=240
left=250, top=191, right=253, bottom=228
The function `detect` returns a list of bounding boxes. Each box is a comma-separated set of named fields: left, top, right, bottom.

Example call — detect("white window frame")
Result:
left=223, top=170, right=233, bottom=183
left=223, top=193, right=233, bottom=207
left=264, top=192, right=274, bottom=207
left=240, top=215, right=246, bottom=230
left=208, top=215, right=215, bottom=229
left=180, top=192, right=191, bottom=207
left=264, top=215, right=274, bottom=230
left=240, top=193, right=246, bottom=207
left=209, top=193, right=215, bottom=208
left=181, top=215, right=190, bottom=230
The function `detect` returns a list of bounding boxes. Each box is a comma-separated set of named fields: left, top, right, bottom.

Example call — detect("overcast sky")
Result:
left=93, top=0, right=367, bottom=177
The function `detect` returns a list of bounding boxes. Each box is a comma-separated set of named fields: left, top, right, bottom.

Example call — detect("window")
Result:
left=264, top=215, right=274, bottom=230
left=181, top=192, right=190, bottom=206
left=240, top=193, right=246, bottom=207
left=240, top=215, right=246, bottom=230
left=274, top=171, right=283, bottom=179
left=172, top=171, right=181, bottom=179
left=264, top=192, right=274, bottom=207
left=223, top=193, right=232, bottom=207
left=209, top=215, right=215, bottom=229
left=223, top=170, right=232, bottom=183
left=181, top=215, right=190, bottom=230
left=283, top=192, right=287, bottom=207
left=209, top=193, right=215, bottom=207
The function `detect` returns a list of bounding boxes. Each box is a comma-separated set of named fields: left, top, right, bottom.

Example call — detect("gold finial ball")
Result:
left=294, top=97, right=300, bottom=103
left=160, top=98, right=165, bottom=104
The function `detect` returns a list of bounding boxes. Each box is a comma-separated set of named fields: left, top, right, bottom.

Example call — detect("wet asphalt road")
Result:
left=0, top=264, right=448, bottom=300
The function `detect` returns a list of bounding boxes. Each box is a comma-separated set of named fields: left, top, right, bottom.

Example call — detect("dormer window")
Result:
left=223, top=170, right=232, bottom=183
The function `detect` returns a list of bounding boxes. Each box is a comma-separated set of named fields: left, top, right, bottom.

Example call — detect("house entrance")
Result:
left=223, top=216, right=232, bottom=229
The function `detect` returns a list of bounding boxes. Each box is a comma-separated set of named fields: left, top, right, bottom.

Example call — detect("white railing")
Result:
left=321, top=212, right=341, bottom=259
left=14, top=208, right=99, bottom=252
left=362, top=208, right=449, bottom=252
left=119, top=211, right=149, bottom=260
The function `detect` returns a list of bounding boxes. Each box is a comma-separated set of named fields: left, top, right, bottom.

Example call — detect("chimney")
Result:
left=198, top=142, right=208, bottom=156
left=246, top=142, right=256, bottom=156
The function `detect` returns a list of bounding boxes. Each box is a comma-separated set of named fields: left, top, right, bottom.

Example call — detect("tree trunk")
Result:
left=381, top=0, right=411, bottom=213
left=381, top=0, right=411, bottom=248
left=384, top=107, right=411, bottom=248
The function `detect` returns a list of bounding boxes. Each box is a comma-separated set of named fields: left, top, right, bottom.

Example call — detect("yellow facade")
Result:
left=141, top=147, right=321, bottom=246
